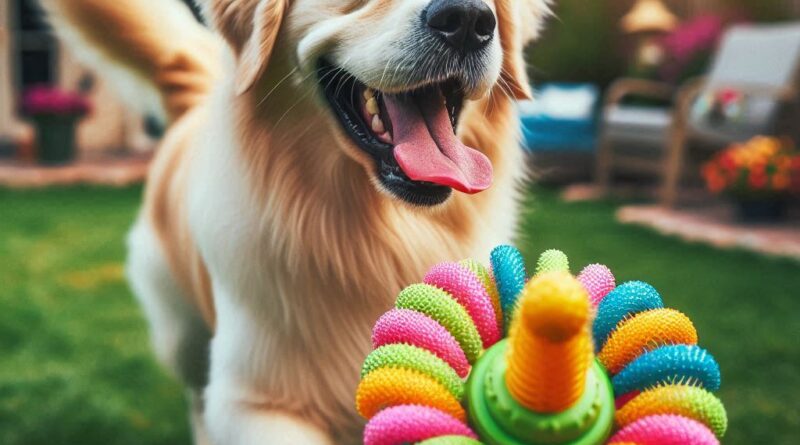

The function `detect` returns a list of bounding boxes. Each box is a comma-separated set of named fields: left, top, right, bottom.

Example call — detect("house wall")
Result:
left=57, top=44, right=136, bottom=154
left=0, top=2, right=24, bottom=144
left=0, top=1, right=154, bottom=158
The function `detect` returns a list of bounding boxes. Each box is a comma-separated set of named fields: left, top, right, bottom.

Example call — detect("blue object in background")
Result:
left=519, top=83, right=600, bottom=153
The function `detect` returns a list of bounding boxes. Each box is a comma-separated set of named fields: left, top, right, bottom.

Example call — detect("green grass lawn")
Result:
left=0, top=186, right=798, bottom=444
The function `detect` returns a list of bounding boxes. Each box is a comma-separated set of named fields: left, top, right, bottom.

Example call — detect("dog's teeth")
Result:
left=366, top=97, right=379, bottom=115
left=371, top=115, right=385, bottom=133
left=376, top=131, right=392, bottom=144
left=363, top=88, right=375, bottom=101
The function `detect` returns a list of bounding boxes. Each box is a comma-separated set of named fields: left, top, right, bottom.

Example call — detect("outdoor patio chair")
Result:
left=596, top=22, right=800, bottom=206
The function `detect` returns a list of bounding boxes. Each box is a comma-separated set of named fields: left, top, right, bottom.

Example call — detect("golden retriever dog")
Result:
left=41, top=0, right=550, bottom=443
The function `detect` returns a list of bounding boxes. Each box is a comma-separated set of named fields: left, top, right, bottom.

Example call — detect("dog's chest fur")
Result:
left=173, top=72, right=524, bottom=441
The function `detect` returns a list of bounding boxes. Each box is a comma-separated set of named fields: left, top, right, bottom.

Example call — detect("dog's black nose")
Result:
left=425, top=0, right=496, bottom=53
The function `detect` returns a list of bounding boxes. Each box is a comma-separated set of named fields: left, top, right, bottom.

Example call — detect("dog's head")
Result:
left=201, top=0, right=550, bottom=206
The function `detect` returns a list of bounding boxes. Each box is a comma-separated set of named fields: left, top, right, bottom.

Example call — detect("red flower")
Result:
left=718, top=88, right=741, bottom=105
left=704, top=136, right=800, bottom=195
left=791, top=176, right=800, bottom=193
left=748, top=173, right=767, bottom=190
left=718, top=153, right=736, bottom=171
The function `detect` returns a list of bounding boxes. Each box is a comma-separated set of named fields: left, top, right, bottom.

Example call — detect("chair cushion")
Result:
left=519, top=83, right=599, bottom=120
left=690, top=90, right=778, bottom=144
left=707, top=23, right=800, bottom=89
left=604, top=105, right=672, bottom=146
left=690, top=23, right=800, bottom=143
left=521, top=121, right=596, bottom=152
left=520, top=83, right=600, bottom=152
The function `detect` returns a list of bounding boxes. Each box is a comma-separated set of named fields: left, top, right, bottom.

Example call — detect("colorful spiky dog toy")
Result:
left=356, top=246, right=726, bottom=445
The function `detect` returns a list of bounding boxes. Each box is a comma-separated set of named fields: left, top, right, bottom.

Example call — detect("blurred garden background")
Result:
left=1, top=0, right=800, bottom=444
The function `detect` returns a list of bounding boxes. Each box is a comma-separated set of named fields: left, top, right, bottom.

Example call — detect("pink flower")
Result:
left=659, top=15, right=726, bottom=82
left=662, top=15, right=725, bottom=63
left=21, top=85, right=91, bottom=116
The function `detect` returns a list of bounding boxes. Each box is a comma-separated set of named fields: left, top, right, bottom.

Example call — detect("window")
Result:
left=11, top=0, right=58, bottom=91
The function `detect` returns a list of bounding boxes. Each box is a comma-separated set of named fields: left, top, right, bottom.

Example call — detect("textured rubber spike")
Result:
left=361, top=344, right=464, bottom=399
left=490, top=245, right=527, bottom=329
left=535, top=249, right=570, bottom=275
left=594, top=281, right=663, bottom=351
left=577, top=263, right=616, bottom=307
left=610, top=414, right=719, bottom=445
left=425, top=262, right=502, bottom=348
left=363, top=405, right=477, bottom=445
left=613, top=345, right=721, bottom=395
left=615, top=384, right=728, bottom=438
left=371, top=308, right=471, bottom=378
left=599, top=308, right=698, bottom=375
left=356, top=367, right=466, bottom=421
left=460, top=259, right=503, bottom=332
left=396, top=284, right=483, bottom=363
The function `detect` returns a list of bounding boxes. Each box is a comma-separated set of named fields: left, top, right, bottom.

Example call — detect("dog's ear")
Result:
left=198, top=0, right=288, bottom=95
left=235, top=0, right=288, bottom=95
left=494, top=0, right=551, bottom=100
left=516, top=0, right=552, bottom=45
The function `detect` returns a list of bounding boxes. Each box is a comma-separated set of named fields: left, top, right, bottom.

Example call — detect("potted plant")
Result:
left=658, top=14, right=726, bottom=85
left=21, top=85, right=91, bottom=164
left=702, top=136, right=800, bottom=222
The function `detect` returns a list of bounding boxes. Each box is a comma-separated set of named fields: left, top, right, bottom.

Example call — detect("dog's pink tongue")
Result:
left=384, top=91, right=492, bottom=194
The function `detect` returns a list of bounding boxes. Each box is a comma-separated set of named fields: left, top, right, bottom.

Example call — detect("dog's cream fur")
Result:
left=40, top=0, right=550, bottom=443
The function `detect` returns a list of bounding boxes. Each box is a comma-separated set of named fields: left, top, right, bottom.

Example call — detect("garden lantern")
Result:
left=621, top=0, right=680, bottom=76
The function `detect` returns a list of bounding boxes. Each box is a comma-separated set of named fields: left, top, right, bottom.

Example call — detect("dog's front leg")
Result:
left=204, top=399, right=332, bottom=445
left=203, top=294, right=335, bottom=445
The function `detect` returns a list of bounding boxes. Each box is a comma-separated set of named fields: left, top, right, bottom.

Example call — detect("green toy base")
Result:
left=466, top=340, right=615, bottom=445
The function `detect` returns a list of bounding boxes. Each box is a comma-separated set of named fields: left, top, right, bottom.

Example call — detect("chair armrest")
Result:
left=673, top=76, right=708, bottom=117
left=604, top=78, right=676, bottom=107
left=673, top=76, right=798, bottom=124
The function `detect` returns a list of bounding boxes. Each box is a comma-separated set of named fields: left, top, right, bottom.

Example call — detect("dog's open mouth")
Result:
left=318, top=59, right=493, bottom=206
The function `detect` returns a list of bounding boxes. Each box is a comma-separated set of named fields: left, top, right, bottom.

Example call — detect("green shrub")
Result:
left=528, top=0, right=797, bottom=88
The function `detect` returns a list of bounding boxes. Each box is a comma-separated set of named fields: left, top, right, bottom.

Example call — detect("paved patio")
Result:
left=563, top=183, right=800, bottom=260
left=617, top=204, right=800, bottom=260
left=0, top=154, right=150, bottom=188
left=617, top=205, right=800, bottom=260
